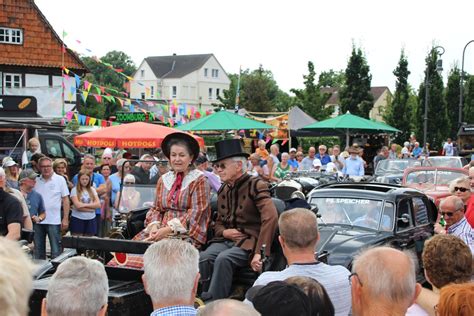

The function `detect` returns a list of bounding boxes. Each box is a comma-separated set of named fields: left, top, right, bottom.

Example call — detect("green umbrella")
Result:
left=176, top=110, right=274, bottom=131
left=302, top=112, right=400, bottom=147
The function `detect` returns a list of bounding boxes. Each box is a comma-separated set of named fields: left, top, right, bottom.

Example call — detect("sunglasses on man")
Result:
left=439, top=209, right=463, bottom=217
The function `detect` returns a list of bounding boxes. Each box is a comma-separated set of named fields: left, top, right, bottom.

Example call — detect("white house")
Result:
left=130, top=54, right=231, bottom=112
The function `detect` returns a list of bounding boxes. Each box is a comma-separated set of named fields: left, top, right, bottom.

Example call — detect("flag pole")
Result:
left=235, top=66, right=241, bottom=113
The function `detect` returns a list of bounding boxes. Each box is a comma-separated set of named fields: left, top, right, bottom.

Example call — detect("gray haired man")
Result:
left=143, top=239, right=200, bottom=316
left=42, top=256, right=108, bottom=316
left=350, top=247, right=422, bottom=316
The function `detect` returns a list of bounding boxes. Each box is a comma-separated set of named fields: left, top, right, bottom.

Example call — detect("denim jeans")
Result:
left=34, top=223, right=61, bottom=259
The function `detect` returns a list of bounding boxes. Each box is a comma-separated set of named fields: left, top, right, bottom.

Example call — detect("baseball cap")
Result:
left=19, top=169, right=38, bottom=182
left=3, top=158, right=18, bottom=168
left=289, top=148, right=297, bottom=153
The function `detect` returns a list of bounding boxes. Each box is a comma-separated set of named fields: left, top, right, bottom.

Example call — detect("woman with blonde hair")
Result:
left=21, top=137, right=41, bottom=168
left=53, top=158, right=73, bottom=190
left=3, top=157, right=20, bottom=189
left=70, top=170, right=101, bottom=236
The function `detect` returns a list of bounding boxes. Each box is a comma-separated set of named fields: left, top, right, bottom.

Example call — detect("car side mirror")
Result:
left=397, top=213, right=410, bottom=224
left=311, top=205, right=319, bottom=214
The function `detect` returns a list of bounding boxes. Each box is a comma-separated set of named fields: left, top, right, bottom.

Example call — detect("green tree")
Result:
left=463, top=75, right=474, bottom=124
left=415, top=49, right=449, bottom=149
left=81, top=50, right=136, bottom=92
left=339, top=46, right=374, bottom=118
left=219, top=66, right=284, bottom=112
left=242, top=65, right=279, bottom=112
left=445, top=67, right=461, bottom=137
left=318, top=69, right=345, bottom=88
left=384, top=50, right=412, bottom=144
left=291, top=61, right=332, bottom=120
left=274, top=90, right=296, bottom=112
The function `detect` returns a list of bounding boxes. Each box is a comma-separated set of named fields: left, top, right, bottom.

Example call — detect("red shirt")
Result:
left=466, top=195, right=474, bottom=228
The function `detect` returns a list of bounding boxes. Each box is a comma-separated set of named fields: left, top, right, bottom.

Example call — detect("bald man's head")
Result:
left=352, top=247, right=418, bottom=307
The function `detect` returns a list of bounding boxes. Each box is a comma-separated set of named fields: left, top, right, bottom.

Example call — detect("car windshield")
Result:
left=116, top=183, right=156, bottom=213
left=404, top=169, right=466, bottom=186
left=375, top=159, right=420, bottom=176
left=424, top=157, right=462, bottom=168
left=310, top=197, right=394, bottom=231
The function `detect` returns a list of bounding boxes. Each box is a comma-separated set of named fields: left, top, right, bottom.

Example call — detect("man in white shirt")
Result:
left=246, top=208, right=351, bottom=316
left=442, top=138, right=454, bottom=156
left=34, top=157, right=70, bottom=259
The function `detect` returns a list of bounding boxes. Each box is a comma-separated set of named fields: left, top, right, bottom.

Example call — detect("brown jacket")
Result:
left=213, top=173, right=278, bottom=257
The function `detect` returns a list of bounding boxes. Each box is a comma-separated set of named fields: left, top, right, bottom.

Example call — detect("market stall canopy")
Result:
left=176, top=110, right=274, bottom=131
left=302, top=111, right=400, bottom=146
left=74, top=122, right=204, bottom=148
left=288, top=106, right=318, bottom=137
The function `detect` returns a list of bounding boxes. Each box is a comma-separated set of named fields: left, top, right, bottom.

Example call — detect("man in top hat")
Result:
left=199, top=138, right=278, bottom=301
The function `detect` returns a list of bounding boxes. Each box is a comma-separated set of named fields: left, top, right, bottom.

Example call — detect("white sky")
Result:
left=36, top=0, right=474, bottom=94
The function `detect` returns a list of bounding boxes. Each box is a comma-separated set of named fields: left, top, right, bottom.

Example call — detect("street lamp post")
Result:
left=423, top=46, right=445, bottom=153
left=459, top=40, right=474, bottom=128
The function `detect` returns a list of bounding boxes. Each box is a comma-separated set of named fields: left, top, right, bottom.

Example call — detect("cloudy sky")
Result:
left=36, top=0, right=474, bottom=94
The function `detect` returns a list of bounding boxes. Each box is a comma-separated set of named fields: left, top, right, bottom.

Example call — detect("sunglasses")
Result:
left=440, top=209, right=462, bottom=217
left=213, top=162, right=228, bottom=170
left=454, top=187, right=469, bottom=193
left=124, top=181, right=134, bottom=185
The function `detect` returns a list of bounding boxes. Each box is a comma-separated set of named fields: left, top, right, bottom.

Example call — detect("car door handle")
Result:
left=398, top=242, right=408, bottom=247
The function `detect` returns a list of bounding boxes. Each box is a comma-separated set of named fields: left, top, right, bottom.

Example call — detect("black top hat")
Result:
left=212, top=139, right=249, bottom=162
left=161, top=132, right=200, bottom=162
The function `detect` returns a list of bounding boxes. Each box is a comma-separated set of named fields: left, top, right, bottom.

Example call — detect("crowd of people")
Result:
left=0, top=132, right=473, bottom=316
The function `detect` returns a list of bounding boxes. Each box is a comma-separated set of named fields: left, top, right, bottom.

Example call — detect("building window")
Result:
left=0, top=27, right=23, bottom=45
left=140, top=69, right=145, bottom=78
left=216, top=88, right=220, bottom=98
left=150, top=86, right=154, bottom=98
left=4, top=74, right=21, bottom=88
left=208, top=88, right=213, bottom=99
left=141, top=92, right=145, bottom=99
left=204, top=68, right=208, bottom=77
left=212, top=69, right=219, bottom=78
left=172, top=86, right=177, bottom=98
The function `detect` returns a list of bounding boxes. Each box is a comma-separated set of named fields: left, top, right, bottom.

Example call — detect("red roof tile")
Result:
left=0, top=0, right=87, bottom=71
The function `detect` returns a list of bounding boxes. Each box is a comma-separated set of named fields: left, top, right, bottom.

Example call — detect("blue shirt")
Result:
left=109, top=174, right=121, bottom=206
left=288, top=158, right=298, bottom=169
left=73, top=172, right=106, bottom=215
left=412, top=147, right=422, bottom=158
left=448, top=217, right=474, bottom=253
left=342, top=157, right=365, bottom=176
left=150, top=305, right=197, bottom=316
left=316, top=153, right=331, bottom=166
left=25, top=190, right=45, bottom=217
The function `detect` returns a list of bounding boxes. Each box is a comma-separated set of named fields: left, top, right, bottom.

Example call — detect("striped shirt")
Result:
left=150, top=305, right=197, bottom=316
left=250, top=262, right=352, bottom=316
left=448, top=217, right=474, bottom=253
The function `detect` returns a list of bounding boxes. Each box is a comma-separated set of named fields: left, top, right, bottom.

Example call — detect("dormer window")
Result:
left=0, top=27, right=23, bottom=45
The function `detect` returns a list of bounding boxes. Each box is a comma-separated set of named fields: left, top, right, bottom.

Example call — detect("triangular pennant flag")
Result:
left=66, top=111, right=73, bottom=121
left=101, top=120, right=107, bottom=127
left=94, top=94, right=101, bottom=103
left=70, top=86, right=76, bottom=94
left=73, top=113, right=78, bottom=121
left=100, top=86, right=105, bottom=94
left=272, top=138, right=279, bottom=144
left=281, top=139, right=288, bottom=146
left=83, top=81, right=90, bottom=91
left=78, top=114, right=86, bottom=125
left=82, top=91, right=89, bottom=102
left=117, top=98, right=124, bottom=107
left=63, top=67, right=70, bottom=75
left=62, top=30, right=68, bottom=37
left=85, top=116, right=90, bottom=126
left=74, top=74, right=81, bottom=88
left=68, top=92, right=73, bottom=102
left=168, top=118, right=174, bottom=127
left=95, top=86, right=101, bottom=95
left=89, top=118, right=97, bottom=126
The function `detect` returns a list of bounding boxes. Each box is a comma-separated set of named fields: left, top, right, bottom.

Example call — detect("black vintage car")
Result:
left=307, top=182, right=436, bottom=283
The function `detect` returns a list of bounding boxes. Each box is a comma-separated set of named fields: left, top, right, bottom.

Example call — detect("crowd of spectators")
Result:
left=1, top=134, right=473, bottom=316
